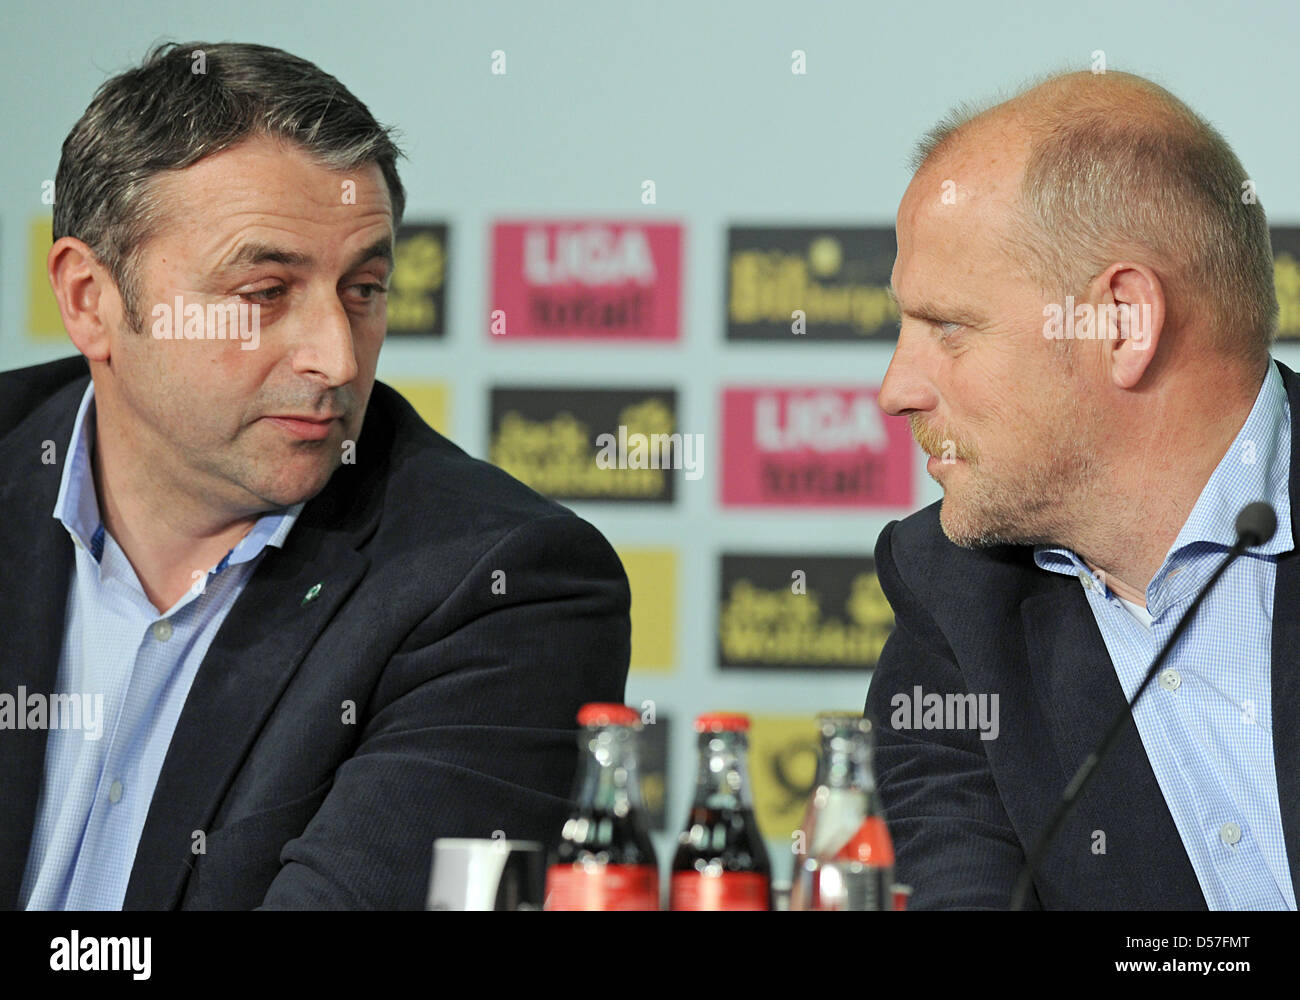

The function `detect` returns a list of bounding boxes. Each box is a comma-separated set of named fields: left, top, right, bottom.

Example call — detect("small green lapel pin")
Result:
left=302, top=582, right=323, bottom=605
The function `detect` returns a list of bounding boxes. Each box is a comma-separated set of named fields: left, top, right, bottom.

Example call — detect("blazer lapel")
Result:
left=1270, top=550, right=1300, bottom=896
left=121, top=419, right=389, bottom=910
left=1021, top=580, right=1206, bottom=908
left=0, top=381, right=84, bottom=909
left=1269, top=359, right=1300, bottom=897
left=1017, top=356, right=1300, bottom=908
left=0, top=372, right=393, bottom=909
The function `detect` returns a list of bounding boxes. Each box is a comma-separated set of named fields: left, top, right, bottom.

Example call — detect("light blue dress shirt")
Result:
left=20, top=382, right=303, bottom=910
left=1035, top=360, right=1296, bottom=910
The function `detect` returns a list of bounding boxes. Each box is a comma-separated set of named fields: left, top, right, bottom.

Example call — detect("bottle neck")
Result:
left=798, top=720, right=890, bottom=865
left=574, top=724, right=645, bottom=815
left=815, top=725, right=877, bottom=792
left=690, top=730, right=756, bottom=810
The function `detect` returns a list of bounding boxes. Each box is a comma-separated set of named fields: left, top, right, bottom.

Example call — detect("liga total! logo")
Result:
left=489, top=220, right=682, bottom=340
left=720, top=386, right=914, bottom=508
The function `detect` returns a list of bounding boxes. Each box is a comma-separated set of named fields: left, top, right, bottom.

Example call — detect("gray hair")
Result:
left=910, top=70, right=1276, bottom=365
left=54, top=41, right=406, bottom=328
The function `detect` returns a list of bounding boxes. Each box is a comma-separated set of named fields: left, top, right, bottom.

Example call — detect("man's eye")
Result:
left=240, top=286, right=285, bottom=303
left=935, top=321, right=962, bottom=338
left=351, top=283, right=388, bottom=300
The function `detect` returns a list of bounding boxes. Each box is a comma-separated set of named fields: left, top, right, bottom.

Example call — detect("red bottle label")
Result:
left=670, top=871, right=769, bottom=911
left=544, top=863, right=659, bottom=911
left=835, top=815, right=895, bottom=866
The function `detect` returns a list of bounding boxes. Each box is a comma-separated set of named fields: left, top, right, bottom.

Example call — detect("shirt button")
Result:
left=109, top=780, right=123, bottom=804
left=152, top=619, right=173, bottom=642
left=1077, top=570, right=1094, bottom=591
left=1159, top=668, right=1181, bottom=691
left=1220, top=822, right=1241, bottom=846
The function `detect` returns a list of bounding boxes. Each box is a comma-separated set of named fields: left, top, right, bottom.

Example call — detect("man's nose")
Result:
left=877, top=324, right=938, bottom=417
left=293, top=294, right=360, bottom=388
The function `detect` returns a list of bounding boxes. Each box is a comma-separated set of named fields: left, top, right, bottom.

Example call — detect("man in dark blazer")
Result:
left=1, top=42, right=630, bottom=910
left=0, top=354, right=630, bottom=910
left=866, top=70, right=1298, bottom=909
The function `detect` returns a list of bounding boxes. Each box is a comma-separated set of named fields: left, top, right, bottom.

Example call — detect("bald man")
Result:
left=865, top=70, right=1298, bottom=910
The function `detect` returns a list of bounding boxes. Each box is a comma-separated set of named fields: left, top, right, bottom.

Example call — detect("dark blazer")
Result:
left=0, top=355, right=631, bottom=910
left=865, top=357, right=1300, bottom=910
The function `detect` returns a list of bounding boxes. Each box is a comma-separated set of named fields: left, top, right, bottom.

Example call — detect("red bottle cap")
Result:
left=576, top=703, right=641, bottom=727
left=694, top=712, right=751, bottom=733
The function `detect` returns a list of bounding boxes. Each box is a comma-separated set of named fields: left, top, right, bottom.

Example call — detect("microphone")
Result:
left=1009, top=500, right=1277, bottom=910
left=1236, top=500, right=1277, bottom=548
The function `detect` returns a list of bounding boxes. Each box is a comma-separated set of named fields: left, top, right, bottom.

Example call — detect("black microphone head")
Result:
left=1236, top=501, right=1277, bottom=548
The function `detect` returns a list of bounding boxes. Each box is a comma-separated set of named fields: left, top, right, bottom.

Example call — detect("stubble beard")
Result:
left=118, top=298, right=346, bottom=512
left=928, top=396, right=1099, bottom=550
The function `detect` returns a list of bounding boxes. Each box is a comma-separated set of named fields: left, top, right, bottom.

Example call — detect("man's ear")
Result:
left=1098, top=263, right=1165, bottom=390
left=48, top=236, right=122, bottom=363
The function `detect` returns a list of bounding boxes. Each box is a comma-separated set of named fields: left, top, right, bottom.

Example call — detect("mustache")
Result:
left=260, top=387, right=357, bottom=420
left=909, top=415, right=976, bottom=461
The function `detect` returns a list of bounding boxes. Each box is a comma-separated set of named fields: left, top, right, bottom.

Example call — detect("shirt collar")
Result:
left=52, top=381, right=303, bottom=570
left=1036, top=359, right=1294, bottom=580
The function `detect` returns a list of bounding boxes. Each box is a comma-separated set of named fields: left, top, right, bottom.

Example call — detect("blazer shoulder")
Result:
left=364, top=380, right=607, bottom=552
left=0, top=355, right=90, bottom=436
left=877, top=500, right=1042, bottom=621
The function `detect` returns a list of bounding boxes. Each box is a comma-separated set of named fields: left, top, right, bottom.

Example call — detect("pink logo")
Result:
left=490, top=221, right=682, bottom=340
left=721, top=387, right=913, bottom=507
